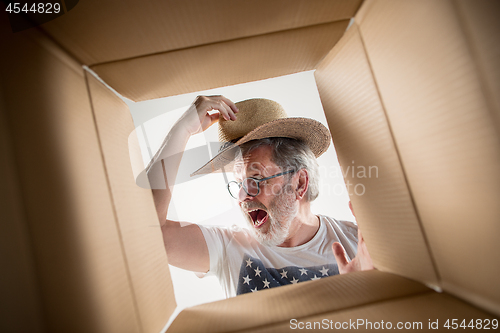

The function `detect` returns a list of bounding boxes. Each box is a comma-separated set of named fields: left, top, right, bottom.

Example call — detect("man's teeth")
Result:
left=248, top=209, right=267, bottom=226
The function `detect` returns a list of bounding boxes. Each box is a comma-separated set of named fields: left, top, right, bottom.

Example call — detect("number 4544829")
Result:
left=5, top=2, right=61, bottom=14
left=444, top=319, right=498, bottom=330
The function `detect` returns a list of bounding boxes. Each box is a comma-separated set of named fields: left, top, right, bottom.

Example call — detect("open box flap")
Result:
left=316, top=24, right=439, bottom=287
left=90, top=20, right=349, bottom=102
left=168, top=270, right=497, bottom=332
left=355, top=0, right=500, bottom=315
left=40, top=0, right=363, bottom=66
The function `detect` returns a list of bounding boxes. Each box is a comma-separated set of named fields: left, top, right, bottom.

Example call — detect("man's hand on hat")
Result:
left=332, top=201, right=374, bottom=274
left=177, top=95, right=239, bottom=136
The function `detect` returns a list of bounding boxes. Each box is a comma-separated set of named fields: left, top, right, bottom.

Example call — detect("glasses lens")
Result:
left=243, top=178, right=259, bottom=196
left=228, top=181, right=241, bottom=199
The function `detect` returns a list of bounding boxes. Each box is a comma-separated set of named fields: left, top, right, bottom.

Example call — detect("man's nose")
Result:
left=238, top=187, right=254, bottom=202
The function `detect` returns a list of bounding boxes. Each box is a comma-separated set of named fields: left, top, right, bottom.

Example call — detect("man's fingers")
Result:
left=218, top=100, right=236, bottom=121
left=219, top=95, right=239, bottom=114
left=348, top=201, right=355, bottom=218
left=200, top=95, right=238, bottom=120
left=206, top=100, right=236, bottom=121
left=357, top=228, right=364, bottom=242
left=181, top=95, right=238, bottom=135
left=332, top=242, right=349, bottom=268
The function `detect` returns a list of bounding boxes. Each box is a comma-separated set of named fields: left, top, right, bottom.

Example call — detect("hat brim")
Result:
left=190, top=117, right=331, bottom=176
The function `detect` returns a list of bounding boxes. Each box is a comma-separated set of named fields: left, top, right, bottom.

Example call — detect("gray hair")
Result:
left=238, top=138, right=320, bottom=202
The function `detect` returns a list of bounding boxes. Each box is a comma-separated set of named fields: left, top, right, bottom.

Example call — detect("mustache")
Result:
left=241, top=201, right=267, bottom=211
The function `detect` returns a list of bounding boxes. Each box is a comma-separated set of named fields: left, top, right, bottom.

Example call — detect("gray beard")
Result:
left=242, top=190, right=298, bottom=247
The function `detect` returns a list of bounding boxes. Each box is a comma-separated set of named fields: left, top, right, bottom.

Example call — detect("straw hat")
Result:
left=191, top=98, right=331, bottom=176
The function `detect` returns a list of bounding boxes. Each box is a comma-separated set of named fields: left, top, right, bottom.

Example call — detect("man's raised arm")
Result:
left=146, top=95, right=238, bottom=272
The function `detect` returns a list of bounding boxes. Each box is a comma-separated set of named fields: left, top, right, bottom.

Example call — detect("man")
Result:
left=147, top=95, right=373, bottom=297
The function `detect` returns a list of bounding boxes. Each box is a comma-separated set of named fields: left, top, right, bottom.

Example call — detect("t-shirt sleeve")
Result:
left=196, top=224, right=232, bottom=277
left=339, top=220, right=358, bottom=242
left=337, top=219, right=359, bottom=259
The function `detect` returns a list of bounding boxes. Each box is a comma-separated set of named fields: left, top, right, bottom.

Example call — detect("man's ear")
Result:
left=295, top=169, right=309, bottom=200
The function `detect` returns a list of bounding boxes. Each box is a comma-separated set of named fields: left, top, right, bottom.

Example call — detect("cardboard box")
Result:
left=1, top=0, right=499, bottom=331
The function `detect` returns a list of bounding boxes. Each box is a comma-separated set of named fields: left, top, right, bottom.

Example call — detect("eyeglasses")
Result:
left=227, top=170, right=295, bottom=199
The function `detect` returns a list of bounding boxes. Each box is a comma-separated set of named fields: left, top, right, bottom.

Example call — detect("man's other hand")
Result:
left=332, top=228, right=374, bottom=274
left=332, top=201, right=374, bottom=274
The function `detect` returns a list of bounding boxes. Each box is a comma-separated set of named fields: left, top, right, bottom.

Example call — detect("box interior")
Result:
left=1, top=0, right=499, bottom=332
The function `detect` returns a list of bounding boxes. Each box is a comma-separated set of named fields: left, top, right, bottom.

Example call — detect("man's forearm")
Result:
left=146, top=96, right=238, bottom=223
left=147, top=124, right=191, bottom=223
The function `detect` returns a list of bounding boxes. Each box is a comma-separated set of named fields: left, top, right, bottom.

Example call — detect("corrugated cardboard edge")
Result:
left=356, top=0, right=500, bottom=316
left=90, top=20, right=349, bottom=101
left=315, top=22, right=439, bottom=286
left=86, top=71, right=177, bottom=332
left=0, top=25, right=142, bottom=331
left=168, top=270, right=430, bottom=332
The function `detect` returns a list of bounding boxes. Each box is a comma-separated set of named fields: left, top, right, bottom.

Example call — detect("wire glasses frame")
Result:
left=227, top=169, right=295, bottom=199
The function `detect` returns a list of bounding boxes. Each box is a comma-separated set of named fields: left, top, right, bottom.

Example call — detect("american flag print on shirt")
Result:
left=236, top=254, right=339, bottom=295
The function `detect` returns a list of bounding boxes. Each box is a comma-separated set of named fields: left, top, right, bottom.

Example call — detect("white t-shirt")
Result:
left=197, top=215, right=358, bottom=297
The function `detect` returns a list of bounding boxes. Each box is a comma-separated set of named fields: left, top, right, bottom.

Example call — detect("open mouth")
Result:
left=248, top=209, right=268, bottom=228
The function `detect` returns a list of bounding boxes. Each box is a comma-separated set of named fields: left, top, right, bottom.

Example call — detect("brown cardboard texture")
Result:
left=91, top=20, right=350, bottom=102
left=1, top=0, right=499, bottom=332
